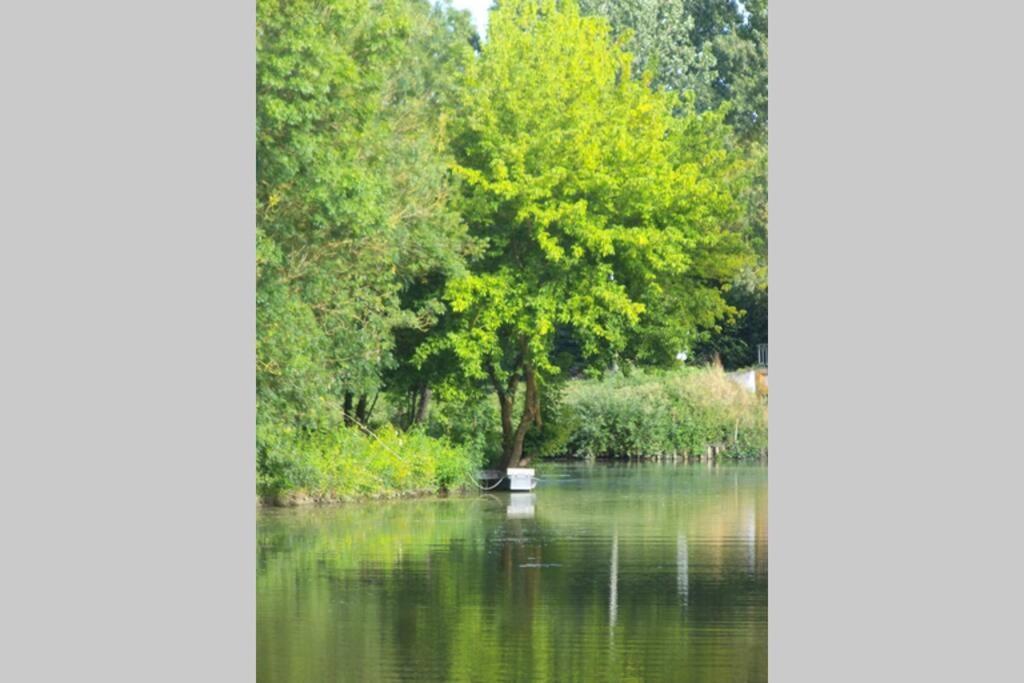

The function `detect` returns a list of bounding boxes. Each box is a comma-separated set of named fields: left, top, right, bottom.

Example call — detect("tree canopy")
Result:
left=579, top=0, right=768, bottom=366
left=418, top=0, right=751, bottom=466
left=256, top=0, right=767, bottom=475
left=257, top=0, right=476, bottom=433
left=577, top=0, right=767, bottom=140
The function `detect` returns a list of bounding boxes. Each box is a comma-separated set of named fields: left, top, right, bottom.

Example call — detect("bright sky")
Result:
left=449, top=0, right=491, bottom=37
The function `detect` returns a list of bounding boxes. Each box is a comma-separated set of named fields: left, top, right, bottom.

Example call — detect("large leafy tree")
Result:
left=256, top=0, right=476, bottom=433
left=580, top=0, right=768, bottom=367
left=423, top=0, right=751, bottom=468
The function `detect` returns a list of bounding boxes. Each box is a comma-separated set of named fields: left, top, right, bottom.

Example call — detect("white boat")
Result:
left=506, top=467, right=538, bottom=491
left=476, top=467, right=539, bottom=491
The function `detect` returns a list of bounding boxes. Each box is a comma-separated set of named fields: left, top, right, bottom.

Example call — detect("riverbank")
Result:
left=258, top=366, right=767, bottom=506
left=257, top=425, right=479, bottom=507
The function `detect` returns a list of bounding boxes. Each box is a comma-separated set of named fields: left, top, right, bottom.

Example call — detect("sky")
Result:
left=449, top=0, right=491, bottom=37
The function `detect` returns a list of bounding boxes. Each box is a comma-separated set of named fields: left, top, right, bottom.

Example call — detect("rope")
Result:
left=467, top=473, right=507, bottom=491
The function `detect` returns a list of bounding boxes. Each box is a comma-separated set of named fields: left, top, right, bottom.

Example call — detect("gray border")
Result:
left=1, top=2, right=254, bottom=680
left=772, top=1, right=1021, bottom=680
left=3, top=0, right=1022, bottom=680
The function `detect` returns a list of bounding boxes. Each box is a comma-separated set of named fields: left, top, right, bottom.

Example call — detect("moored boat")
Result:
left=476, top=467, right=538, bottom=491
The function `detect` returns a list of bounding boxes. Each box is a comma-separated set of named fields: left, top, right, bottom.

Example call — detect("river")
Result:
left=258, top=461, right=767, bottom=682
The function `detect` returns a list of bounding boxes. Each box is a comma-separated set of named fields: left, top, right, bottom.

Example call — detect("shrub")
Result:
left=420, top=390, right=503, bottom=467
left=256, top=422, right=481, bottom=505
left=559, top=366, right=767, bottom=459
left=421, top=381, right=577, bottom=467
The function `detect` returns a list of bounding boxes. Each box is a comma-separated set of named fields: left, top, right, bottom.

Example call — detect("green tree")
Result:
left=256, top=0, right=476, bottom=435
left=257, top=228, right=335, bottom=431
left=579, top=0, right=768, bottom=367
left=578, top=0, right=767, bottom=140
left=575, top=0, right=717, bottom=110
left=422, top=0, right=750, bottom=468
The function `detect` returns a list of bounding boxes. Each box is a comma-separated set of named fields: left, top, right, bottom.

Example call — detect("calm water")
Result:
left=258, top=462, right=767, bottom=682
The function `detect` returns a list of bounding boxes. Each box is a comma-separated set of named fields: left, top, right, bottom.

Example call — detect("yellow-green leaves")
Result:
left=440, top=0, right=750, bottom=381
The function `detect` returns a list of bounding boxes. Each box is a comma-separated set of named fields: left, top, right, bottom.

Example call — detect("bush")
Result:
left=411, top=389, right=500, bottom=466
left=256, top=422, right=481, bottom=505
left=422, top=381, right=576, bottom=467
left=522, top=383, right=577, bottom=460
left=559, top=366, right=767, bottom=459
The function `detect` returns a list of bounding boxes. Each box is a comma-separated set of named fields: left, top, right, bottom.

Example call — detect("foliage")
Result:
left=257, top=229, right=339, bottom=431
left=579, top=0, right=769, bottom=365
left=256, top=0, right=486, bottom=501
left=418, top=388, right=503, bottom=466
left=520, top=379, right=578, bottom=460
left=416, top=380, right=575, bottom=467
left=578, top=0, right=767, bottom=140
left=559, top=366, right=767, bottom=459
left=254, top=0, right=769, bottom=490
left=691, top=267, right=767, bottom=368
left=257, top=0, right=475, bottom=412
left=257, top=423, right=480, bottom=504
left=420, top=0, right=752, bottom=467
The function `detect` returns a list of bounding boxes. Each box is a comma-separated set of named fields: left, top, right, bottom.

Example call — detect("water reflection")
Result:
left=677, top=532, right=689, bottom=606
left=609, top=529, right=619, bottom=637
left=258, top=462, right=767, bottom=682
left=506, top=492, right=535, bottom=519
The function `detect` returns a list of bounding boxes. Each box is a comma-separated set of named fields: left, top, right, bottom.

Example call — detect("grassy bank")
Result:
left=257, top=424, right=480, bottom=506
left=257, top=366, right=766, bottom=506
left=558, top=366, right=767, bottom=460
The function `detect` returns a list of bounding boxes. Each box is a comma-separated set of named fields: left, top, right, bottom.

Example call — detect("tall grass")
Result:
left=560, top=366, right=767, bottom=459
left=257, top=423, right=480, bottom=505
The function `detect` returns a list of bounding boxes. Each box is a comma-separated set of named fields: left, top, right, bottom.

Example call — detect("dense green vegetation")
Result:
left=577, top=0, right=768, bottom=367
left=256, top=0, right=768, bottom=502
left=561, top=367, right=767, bottom=459
left=423, top=1, right=752, bottom=468
left=415, top=366, right=767, bottom=465
left=256, top=424, right=476, bottom=504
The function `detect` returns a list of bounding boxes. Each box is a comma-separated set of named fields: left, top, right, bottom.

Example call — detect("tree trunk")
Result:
left=406, top=390, right=417, bottom=429
left=498, top=362, right=541, bottom=470
left=413, top=385, right=431, bottom=425
left=364, top=392, right=379, bottom=424
left=498, top=393, right=516, bottom=467
left=343, top=392, right=354, bottom=425
left=355, top=394, right=368, bottom=424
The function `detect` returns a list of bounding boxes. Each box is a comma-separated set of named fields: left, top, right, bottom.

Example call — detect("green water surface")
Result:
left=258, top=462, right=767, bottom=682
